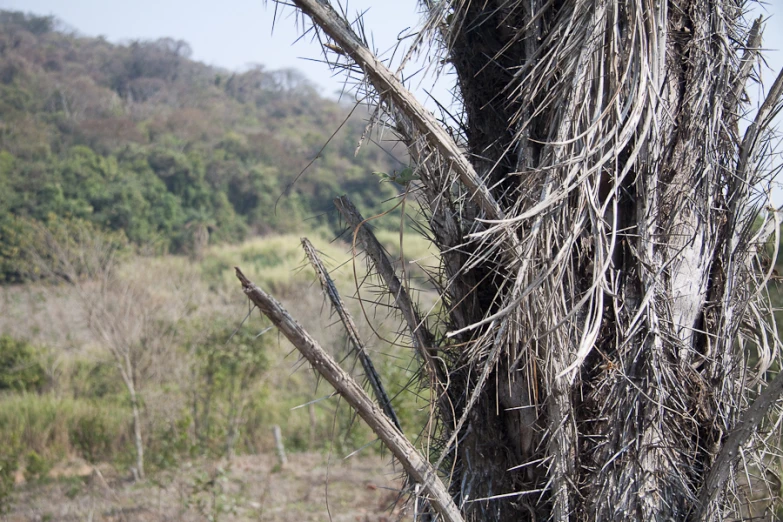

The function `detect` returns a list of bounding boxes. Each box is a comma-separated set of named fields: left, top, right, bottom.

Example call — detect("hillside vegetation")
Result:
left=0, top=230, right=436, bottom=515
left=0, top=10, right=404, bottom=282
left=0, top=9, right=438, bottom=518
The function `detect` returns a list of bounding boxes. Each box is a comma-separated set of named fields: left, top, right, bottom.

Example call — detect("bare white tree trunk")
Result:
left=28, top=222, right=198, bottom=485
left=128, top=385, right=145, bottom=480
left=108, top=334, right=146, bottom=480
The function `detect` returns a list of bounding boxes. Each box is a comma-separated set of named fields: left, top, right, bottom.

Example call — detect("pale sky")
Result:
left=0, top=0, right=440, bottom=100
left=8, top=1, right=780, bottom=106
left=1, top=0, right=782, bottom=200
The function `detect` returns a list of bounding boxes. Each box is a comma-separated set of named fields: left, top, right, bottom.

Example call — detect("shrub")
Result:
left=69, top=411, right=112, bottom=464
left=0, top=435, right=19, bottom=514
left=148, top=412, right=191, bottom=470
left=24, top=450, right=50, bottom=482
left=189, top=318, right=269, bottom=457
left=0, top=394, right=129, bottom=466
left=69, top=360, right=123, bottom=399
left=0, top=335, right=46, bottom=393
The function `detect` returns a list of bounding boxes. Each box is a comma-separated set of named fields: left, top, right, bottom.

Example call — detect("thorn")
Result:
left=324, top=42, right=346, bottom=55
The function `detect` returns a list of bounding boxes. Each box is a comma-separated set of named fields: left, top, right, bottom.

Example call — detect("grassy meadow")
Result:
left=0, top=231, right=439, bottom=518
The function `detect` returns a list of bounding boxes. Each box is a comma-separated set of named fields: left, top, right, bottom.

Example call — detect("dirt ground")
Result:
left=4, top=452, right=414, bottom=521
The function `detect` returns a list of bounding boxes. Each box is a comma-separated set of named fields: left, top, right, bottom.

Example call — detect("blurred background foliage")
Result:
left=0, top=233, right=433, bottom=486
left=0, top=10, right=406, bottom=283
left=0, top=10, right=430, bottom=513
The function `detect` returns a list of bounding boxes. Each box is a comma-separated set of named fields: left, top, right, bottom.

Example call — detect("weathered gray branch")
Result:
left=234, top=267, right=464, bottom=522
left=697, top=369, right=783, bottom=518
left=288, top=0, right=508, bottom=224
left=737, top=66, right=783, bottom=180
left=729, top=16, right=762, bottom=116
left=301, top=237, right=402, bottom=432
left=333, top=195, right=444, bottom=384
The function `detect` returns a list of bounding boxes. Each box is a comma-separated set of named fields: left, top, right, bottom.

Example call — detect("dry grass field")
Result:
left=0, top=233, right=436, bottom=521
left=5, top=452, right=412, bottom=522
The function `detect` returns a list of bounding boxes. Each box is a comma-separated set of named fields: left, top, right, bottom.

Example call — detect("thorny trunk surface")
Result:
left=273, top=0, right=783, bottom=520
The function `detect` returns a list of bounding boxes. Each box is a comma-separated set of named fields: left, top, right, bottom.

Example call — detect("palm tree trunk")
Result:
left=269, top=0, right=783, bottom=519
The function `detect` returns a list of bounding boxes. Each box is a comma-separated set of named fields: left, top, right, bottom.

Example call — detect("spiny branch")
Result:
left=301, top=236, right=402, bottom=431
left=234, top=266, right=464, bottom=522
left=334, top=195, right=444, bottom=384
left=697, top=369, right=783, bottom=519
left=737, top=66, right=783, bottom=181
left=287, top=0, right=511, bottom=227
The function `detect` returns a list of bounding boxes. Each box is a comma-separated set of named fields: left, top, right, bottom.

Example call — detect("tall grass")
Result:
left=0, top=393, right=129, bottom=464
left=201, top=234, right=353, bottom=291
left=0, top=233, right=433, bottom=482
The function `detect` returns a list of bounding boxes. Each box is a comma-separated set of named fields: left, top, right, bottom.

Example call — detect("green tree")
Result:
left=190, top=321, right=268, bottom=458
left=0, top=336, right=45, bottom=393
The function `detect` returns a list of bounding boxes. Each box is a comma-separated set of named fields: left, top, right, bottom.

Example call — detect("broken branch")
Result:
left=301, top=237, right=402, bottom=432
left=234, top=267, right=464, bottom=522
left=334, top=195, right=443, bottom=384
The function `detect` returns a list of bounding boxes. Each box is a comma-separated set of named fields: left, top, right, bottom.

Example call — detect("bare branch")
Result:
left=301, top=237, right=402, bottom=431
left=697, top=369, right=783, bottom=518
left=234, top=267, right=464, bottom=522
left=333, top=195, right=444, bottom=384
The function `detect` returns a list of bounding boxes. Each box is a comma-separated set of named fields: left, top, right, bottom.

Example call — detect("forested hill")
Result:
left=0, top=10, right=402, bottom=282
